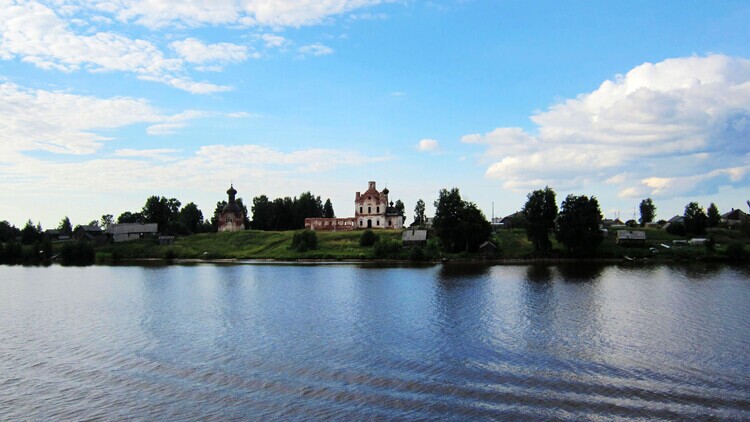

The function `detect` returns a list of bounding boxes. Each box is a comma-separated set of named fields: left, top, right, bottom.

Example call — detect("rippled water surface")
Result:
left=1, top=263, right=749, bottom=420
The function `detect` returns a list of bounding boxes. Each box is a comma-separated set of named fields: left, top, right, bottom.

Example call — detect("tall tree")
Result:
left=683, top=202, right=708, bottom=235
left=58, top=216, right=73, bottom=236
left=142, top=196, right=181, bottom=230
left=639, top=198, right=656, bottom=225
left=394, top=200, right=405, bottom=215
left=100, top=214, right=114, bottom=230
left=251, top=195, right=273, bottom=230
left=522, top=187, right=558, bottom=254
left=323, top=199, right=335, bottom=218
left=21, top=220, right=40, bottom=244
left=0, top=221, right=20, bottom=242
left=413, top=199, right=426, bottom=227
left=433, top=188, right=490, bottom=252
left=706, top=203, right=721, bottom=228
left=556, top=195, right=604, bottom=257
left=180, top=202, right=204, bottom=233
left=117, top=211, right=144, bottom=224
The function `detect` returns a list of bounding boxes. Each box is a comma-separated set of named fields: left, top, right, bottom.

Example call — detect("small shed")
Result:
left=106, top=223, right=159, bottom=243
left=74, top=225, right=103, bottom=241
left=617, top=230, right=646, bottom=246
left=478, top=241, right=498, bottom=258
left=402, top=229, right=427, bottom=247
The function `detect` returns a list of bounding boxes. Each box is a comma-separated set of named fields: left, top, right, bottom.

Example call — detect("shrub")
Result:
left=359, top=229, right=378, bottom=247
left=726, top=243, right=749, bottom=263
left=60, top=240, right=96, bottom=266
left=408, top=245, right=426, bottom=261
left=373, top=239, right=403, bottom=259
left=164, top=249, right=177, bottom=261
left=666, top=222, right=686, bottom=236
left=291, top=230, right=318, bottom=252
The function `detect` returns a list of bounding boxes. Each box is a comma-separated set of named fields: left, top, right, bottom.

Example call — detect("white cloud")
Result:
left=114, top=148, right=181, bottom=161
left=0, top=1, right=231, bottom=93
left=0, top=82, right=204, bottom=155
left=1, top=144, right=393, bottom=196
left=70, top=0, right=385, bottom=29
left=417, top=138, right=439, bottom=152
left=298, top=42, right=334, bottom=56
left=170, top=37, right=248, bottom=64
left=465, top=55, right=750, bottom=198
left=261, top=33, right=289, bottom=49
left=227, top=111, right=256, bottom=118
left=146, top=110, right=208, bottom=135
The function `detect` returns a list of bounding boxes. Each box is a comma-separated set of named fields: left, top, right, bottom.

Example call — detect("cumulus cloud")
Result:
left=114, top=148, right=181, bottom=161
left=464, top=55, right=750, bottom=198
left=261, top=33, right=289, bottom=49
left=417, top=138, right=439, bottom=152
left=0, top=82, right=204, bottom=156
left=68, top=0, right=385, bottom=29
left=170, top=38, right=248, bottom=65
left=0, top=1, right=232, bottom=93
left=1, top=144, right=393, bottom=195
left=298, top=43, right=334, bottom=56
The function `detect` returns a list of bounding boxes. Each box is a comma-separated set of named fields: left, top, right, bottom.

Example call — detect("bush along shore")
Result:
left=2, top=226, right=746, bottom=267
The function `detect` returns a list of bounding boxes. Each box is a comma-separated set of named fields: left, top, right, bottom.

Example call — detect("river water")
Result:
left=0, top=263, right=748, bottom=420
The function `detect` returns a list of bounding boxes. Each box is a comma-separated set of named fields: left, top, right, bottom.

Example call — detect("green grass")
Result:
left=97, top=229, right=405, bottom=261
left=88, top=226, right=750, bottom=263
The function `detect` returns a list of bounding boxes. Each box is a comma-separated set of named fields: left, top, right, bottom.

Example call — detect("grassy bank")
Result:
left=97, top=230, right=405, bottom=261
left=89, top=227, right=750, bottom=264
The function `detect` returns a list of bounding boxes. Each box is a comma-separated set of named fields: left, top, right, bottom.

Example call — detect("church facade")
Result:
left=305, top=181, right=404, bottom=231
left=218, top=185, right=245, bottom=232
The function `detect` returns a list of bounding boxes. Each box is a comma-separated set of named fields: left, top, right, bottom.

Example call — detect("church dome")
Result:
left=222, top=202, right=241, bottom=213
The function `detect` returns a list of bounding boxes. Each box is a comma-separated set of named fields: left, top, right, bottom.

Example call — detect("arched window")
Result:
left=359, top=207, right=363, bottom=213
left=368, top=206, right=371, bottom=213
left=360, top=220, right=363, bottom=227
left=388, top=220, right=392, bottom=226
left=377, top=206, right=380, bottom=213
left=376, top=220, right=380, bottom=226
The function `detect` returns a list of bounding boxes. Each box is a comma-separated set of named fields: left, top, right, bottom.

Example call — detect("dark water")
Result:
left=1, top=263, right=749, bottom=420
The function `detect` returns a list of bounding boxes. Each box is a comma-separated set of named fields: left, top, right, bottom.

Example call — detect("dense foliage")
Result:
left=251, top=192, right=333, bottom=231
left=522, top=187, right=558, bottom=254
left=60, top=240, right=96, bottom=266
left=556, top=195, right=604, bottom=257
left=413, top=199, right=426, bottom=227
left=639, top=198, right=656, bottom=225
left=707, top=203, right=721, bottom=228
left=433, top=188, right=491, bottom=252
left=359, top=229, right=378, bottom=247
left=683, top=202, right=708, bottom=235
left=291, top=230, right=318, bottom=252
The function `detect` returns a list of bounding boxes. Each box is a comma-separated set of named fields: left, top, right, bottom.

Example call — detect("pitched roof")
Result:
left=402, top=229, right=427, bottom=242
left=106, top=223, right=158, bottom=234
left=617, top=230, right=646, bottom=240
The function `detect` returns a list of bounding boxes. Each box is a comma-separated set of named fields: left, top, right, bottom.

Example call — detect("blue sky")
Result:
left=1, top=0, right=749, bottom=227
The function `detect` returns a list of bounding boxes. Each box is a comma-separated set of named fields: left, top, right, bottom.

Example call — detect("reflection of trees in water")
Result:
left=525, top=264, right=553, bottom=283
left=436, top=263, right=491, bottom=284
left=556, top=263, right=605, bottom=282
left=668, top=263, right=724, bottom=280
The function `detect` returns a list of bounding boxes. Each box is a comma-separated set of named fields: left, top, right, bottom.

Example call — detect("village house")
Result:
left=722, top=209, right=747, bottom=228
left=617, top=230, right=647, bottom=246
left=305, top=181, right=404, bottom=231
left=218, top=184, right=245, bottom=232
left=74, top=225, right=103, bottom=241
left=106, top=223, right=158, bottom=243
left=402, top=229, right=427, bottom=247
